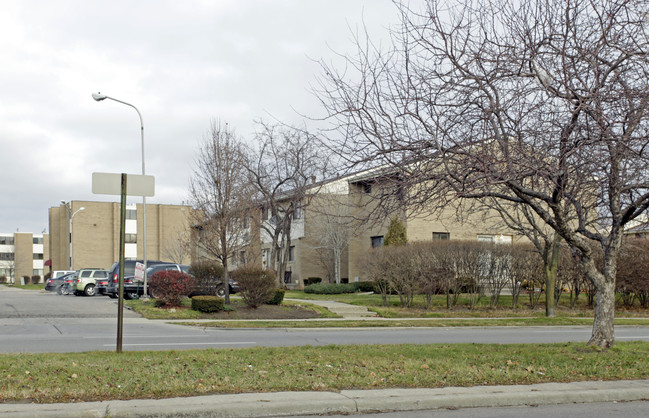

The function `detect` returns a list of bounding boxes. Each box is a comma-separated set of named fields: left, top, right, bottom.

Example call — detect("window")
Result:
left=262, top=249, right=269, bottom=267
left=33, top=237, right=43, bottom=244
left=33, top=253, right=44, bottom=260
left=125, top=234, right=137, bottom=244
left=284, top=271, right=292, bottom=284
left=292, top=207, right=302, bottom=220
left=477, top=234, right=512, bottom=244
left=433, top=232, right=450, bottom=241
left=363, top=183, right=372, bottom=194
left=239, top=251, right=246, bottom=265
left=371, top=236, right=384, bottom=248
left=0, top=253, right=14, bottom=261
left=0, top=236, right=14, bottom=245
left=288, top=246, right=295, bottom=262
left=126, top=209, right=137, bottom=220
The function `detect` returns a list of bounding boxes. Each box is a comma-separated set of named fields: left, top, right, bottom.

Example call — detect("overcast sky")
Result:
left=0, top=0, right=398, bottom=234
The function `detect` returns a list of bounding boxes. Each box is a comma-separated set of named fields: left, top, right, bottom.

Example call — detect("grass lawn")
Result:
left=1, top=342, right=648, bottom=403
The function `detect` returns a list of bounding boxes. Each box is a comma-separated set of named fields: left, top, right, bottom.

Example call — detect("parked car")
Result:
left=52, top=270, right=75, bottom=279
left=191, top=274, right=241, bottom=297
left=73, top=268, right=109, bottom=296
left=44, top=272, right=76, bottom=292
left=57, top=274, right=77, bottom=295
left=95, top=277, right=109, bottom=295
left=104, top=260, right=170, bottom=300
left=139, top=263, right=191, bottom=298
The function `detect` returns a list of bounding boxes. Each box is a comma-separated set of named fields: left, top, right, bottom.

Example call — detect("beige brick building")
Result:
left=0, top=232, right=49, bottom=282
left=256, top=170, right=522, bottom=288
left=48, top=201, right=194, bottom=271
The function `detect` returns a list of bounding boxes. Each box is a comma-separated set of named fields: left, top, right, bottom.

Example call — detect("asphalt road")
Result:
left=3, top=286, right=649, bottom=353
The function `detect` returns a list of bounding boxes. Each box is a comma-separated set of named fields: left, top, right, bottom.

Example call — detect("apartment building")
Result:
left=255, top=169, right=522, bottom=288
left=0, top=232, right=49, bottom=282
left=48, top=201, right=194, bottom=271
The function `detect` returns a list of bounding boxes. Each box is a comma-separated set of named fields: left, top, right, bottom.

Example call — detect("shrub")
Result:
left=304, top=277, right=322, bottom=286
left=0, top=276, right=7, bottom=284
left=189, top=261, right=225, bottom=296
left=304, top=283, right=356, bottom=294
left=231, top=266, right=276, bottom=308
left=149, top=270, right=195, bottom=307
left=22, top=276, right=31, bottom=285
left=267, top=288, right=285, bottom=305
left=31, top=275, right=41, bottom=284
left=353, top=281, right=376, bottom=292
left=44, top=272, right=52, bottom=280
left=191, top=295, right=225, bottom=313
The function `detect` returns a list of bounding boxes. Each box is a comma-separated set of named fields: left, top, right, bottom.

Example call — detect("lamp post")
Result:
left=61, top=201, right=85, bottom=269
left=92, top=92, right=149, bottom=296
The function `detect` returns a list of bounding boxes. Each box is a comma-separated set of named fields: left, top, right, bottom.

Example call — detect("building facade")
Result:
left=0, top=232, right=49, bottom=282
left=254, top=170, right=524, bottom=289
left=48, top=201, right=194, bottom=271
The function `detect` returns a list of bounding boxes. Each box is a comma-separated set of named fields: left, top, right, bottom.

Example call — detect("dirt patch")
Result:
left=167, top=301, right=322, bottom=320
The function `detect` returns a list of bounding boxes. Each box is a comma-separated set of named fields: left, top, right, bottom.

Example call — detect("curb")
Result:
left=2, top=380, right=649, bottom=417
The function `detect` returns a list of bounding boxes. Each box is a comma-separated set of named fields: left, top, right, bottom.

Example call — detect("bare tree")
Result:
left=316, top=0, right=649, bottom=348
left=246, top=122, right=328, bottom=286
left=307, top=194, right=364, bottom=284
left=161, top=227, right=192, bottom=264
left=189, top=120, right=254, bottom=304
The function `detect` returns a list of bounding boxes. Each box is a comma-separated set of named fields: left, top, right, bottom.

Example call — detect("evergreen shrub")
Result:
left=191, top=295, right=225, bottom=313
left=267, top=288, right=285, bottom=305
left=304, top=283, right=356, bottom=294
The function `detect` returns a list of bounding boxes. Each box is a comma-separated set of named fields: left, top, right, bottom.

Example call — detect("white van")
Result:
left=52, top=270, right=75, bottom=278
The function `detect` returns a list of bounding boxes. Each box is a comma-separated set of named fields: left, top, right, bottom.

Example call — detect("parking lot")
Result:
left=0, top=285, right=140, bottom=319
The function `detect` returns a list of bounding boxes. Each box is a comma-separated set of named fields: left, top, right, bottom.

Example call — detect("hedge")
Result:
left=191, top=296, right=225, bottom=313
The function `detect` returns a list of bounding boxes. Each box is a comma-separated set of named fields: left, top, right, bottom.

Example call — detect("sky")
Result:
left=0, top=0, right=398, bottom=234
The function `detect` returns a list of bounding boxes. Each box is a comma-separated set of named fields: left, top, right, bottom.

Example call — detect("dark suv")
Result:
left=105, top=260, right=170, bottom=300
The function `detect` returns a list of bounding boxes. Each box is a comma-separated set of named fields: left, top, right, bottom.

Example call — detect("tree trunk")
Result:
left=588, top=278, right=616, bottom=348
left=543, top=233, right=561, bottom=318
left=334, top=248, right=341, bottom=284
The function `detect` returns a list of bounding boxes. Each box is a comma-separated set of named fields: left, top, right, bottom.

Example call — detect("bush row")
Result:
left=304, top=281, right=377, bottom=294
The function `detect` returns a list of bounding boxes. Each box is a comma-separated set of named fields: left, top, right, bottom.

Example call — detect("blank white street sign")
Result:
left=92, top=172, right=155, bottom=197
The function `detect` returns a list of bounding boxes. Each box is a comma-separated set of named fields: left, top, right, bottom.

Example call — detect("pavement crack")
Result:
left=52, top=325, right=64, bottom=335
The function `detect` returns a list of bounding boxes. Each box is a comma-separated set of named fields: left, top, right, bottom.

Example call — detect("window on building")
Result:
left=125, top=234, right=137, bottom=244
left=363, top=183, right=372, bottom=194
left=371, top=236, right=384, bottom=248
left=126, top=209, right=137, bottom=220
left=0, top=236, right=14, bottom=245
left=477, top=234, right=512, bottom=244
left=239, top=251, right=246, bottom=265
left=33, top=269, right=43, bottom=277
left=433, top=232, right=450, bottom=241
left=33, top=237, right=43, bottom=244
left=293, top=207, right=302, bottom=220
left=33, top=253, right=43, bottom=260
left=284, top=271, right=292, bottom=284
left=0, top=252, right=14, bottom=261
left=262, top=249, right=269, bottom=267
left=288, top=246, right=295, bottom=262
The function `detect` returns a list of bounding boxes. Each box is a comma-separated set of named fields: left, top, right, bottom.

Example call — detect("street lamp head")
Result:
left=92, top=92, right=107, bottom=101
left=79, top=207, right=86, bottom=211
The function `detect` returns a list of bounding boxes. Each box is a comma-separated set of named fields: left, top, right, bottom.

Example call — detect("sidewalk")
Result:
left=2, top=379, right=649, bottom=417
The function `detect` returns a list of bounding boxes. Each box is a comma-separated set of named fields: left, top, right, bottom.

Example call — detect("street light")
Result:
left=92, top=92, right=149, bottom=296
left=61, top=201, right=85, bottom=269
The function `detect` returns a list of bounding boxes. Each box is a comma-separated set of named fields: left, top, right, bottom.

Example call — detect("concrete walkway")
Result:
left=3, top=379, right=649, bottom=417
left=287, top=298, right=378, bottom=318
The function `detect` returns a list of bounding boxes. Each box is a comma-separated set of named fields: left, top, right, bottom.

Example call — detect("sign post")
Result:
left=92, top=172, right=154, bottom=353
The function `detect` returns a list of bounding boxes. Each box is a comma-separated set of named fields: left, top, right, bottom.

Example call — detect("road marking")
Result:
left=103, top=342, right=256, bottom=347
